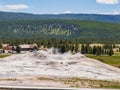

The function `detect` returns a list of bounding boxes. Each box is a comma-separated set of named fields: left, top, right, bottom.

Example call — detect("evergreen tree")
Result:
left=81, top=44, right=85, bottom=54
left=92, top=46, right=96, bottom=54
left=96, top=46, right=101, bottom=56
left=101, top=48, right=105, bottom=55
left=85, top=44, right=90, bottom=54
left=60, top=45, right=65, bottom=54
left=108, top=47, right=114, bottom=56
left=16, top=45, right=21, bottom=53
left=2, top=50, right=5, bottom=53
left=75, top=43, right=79, bottom=53
left=0, top=43, right=2, bottom=48
left=113, top=44, right=116, bottom=48
left=104, top=49, right=107, bottom=55
left=88, top=47, right=93, bottom=54
left=47, top=41, right=52, bottom=48
left=70, top=44, right=74, bottom=53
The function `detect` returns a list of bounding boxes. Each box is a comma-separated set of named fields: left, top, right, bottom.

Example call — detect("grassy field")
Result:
left=60, top=77, right=120, bottom=88
left=37, top=77, right=120, bottom=88
left=0, top=54, right=10, bottom=58
left=85, top=54, right=120, bottom=68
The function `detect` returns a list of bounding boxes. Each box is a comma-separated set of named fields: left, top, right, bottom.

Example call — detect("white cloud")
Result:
left=64, top=11, right=72, bottom=14
left=96, top=0, right=119, bottom=4
left=0, top=4, right=29, bottom=11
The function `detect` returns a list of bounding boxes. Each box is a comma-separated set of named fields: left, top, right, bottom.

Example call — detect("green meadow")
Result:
left=0, top=54, right=10, bottom=58
left=85, top=54, right=120, bottom=68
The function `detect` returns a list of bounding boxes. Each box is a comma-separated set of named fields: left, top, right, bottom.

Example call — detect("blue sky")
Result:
left=0, top=0, right=120, bottom=14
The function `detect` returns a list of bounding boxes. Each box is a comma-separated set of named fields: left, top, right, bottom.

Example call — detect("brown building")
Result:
left=2, top=44, right=16, bottom=53
left=19, top=44, right=38, bottom=52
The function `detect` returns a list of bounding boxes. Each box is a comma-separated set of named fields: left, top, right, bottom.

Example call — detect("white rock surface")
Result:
left=0, top=48, right=120, bottom=81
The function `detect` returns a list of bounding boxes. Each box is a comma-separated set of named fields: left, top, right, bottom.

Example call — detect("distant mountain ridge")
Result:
left=0, top=11, right=120, bottom=22
left=0, top=11, right=120, bottom=43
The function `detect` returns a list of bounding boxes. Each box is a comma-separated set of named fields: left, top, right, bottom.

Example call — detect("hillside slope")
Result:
left=0, top=20, right=120, bottom=43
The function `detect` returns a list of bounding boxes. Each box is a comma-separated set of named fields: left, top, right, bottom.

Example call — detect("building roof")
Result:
left=19, top=44, right=38, bottom=49
left=3, top=46, right=16, bottom=51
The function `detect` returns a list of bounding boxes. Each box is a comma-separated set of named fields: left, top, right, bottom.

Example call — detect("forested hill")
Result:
left=0, top=19, right=120, bottom=43
left=0, top=11, right=120, bottom=23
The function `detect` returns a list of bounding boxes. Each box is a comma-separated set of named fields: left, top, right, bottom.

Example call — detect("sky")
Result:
left=0, top=0, right=120, bottom=15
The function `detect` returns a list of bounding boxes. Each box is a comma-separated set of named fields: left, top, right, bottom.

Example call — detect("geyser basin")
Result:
left=0, top=48, right=120, bottom=82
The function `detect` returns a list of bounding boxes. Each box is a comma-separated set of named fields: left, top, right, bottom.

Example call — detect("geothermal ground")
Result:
left=0, top=48, right=120, bottom=88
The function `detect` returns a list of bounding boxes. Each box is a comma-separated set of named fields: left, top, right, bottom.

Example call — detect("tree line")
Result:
left=80, top=44, right=114, bottom=56
left=0, top=38, right=118, bottom=56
